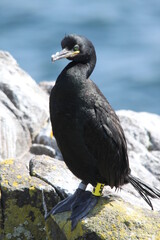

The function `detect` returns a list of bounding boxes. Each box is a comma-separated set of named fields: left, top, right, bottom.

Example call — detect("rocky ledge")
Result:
left=0, top=51, right=160, bottom=239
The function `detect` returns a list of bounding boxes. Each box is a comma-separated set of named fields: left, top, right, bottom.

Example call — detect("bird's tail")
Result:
left=127, top=174, right=160, bottom=210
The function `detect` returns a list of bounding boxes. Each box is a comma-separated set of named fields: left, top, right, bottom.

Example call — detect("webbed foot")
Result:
left=70, top=191, right=98, bottom=230
left=46, top=182, right=103, bottom=231
left=45, top=188, right=83, bottom=220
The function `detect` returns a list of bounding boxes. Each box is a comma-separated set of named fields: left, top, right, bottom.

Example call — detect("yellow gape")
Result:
left=50, top=130, right=53, bottom=138
left=92, top=183, right=105, bottom=196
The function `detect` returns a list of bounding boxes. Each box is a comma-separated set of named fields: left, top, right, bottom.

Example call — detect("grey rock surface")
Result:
left=30, top=155, right=80, bottom=198
left=30, top=143, right=56, bottom=158
left=115, top=110, right=160, bottom=210
left=39, top=81, right=55, bottom=95
left=0, top=51, right=49, bottom=160
left=118, top=110, right=160, bottom=183
left=0, top=90, right=31, bottom=159
left=34, top=121, right=63, bottom=160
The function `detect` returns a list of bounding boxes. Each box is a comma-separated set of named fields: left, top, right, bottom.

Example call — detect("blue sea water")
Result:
left=0, top=0, right=160, bottom=114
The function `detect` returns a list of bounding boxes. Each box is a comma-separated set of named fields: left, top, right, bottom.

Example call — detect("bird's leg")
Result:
left=45, top=181, right=87, bottom=220
left=70, top=182, right=105, bottom=230
left=45, top=182, right=105, bottom=231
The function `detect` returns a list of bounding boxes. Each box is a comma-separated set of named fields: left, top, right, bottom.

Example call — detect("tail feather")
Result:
left=127, top=174, right=160, bottom=210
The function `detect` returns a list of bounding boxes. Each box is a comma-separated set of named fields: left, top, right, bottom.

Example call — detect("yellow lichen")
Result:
left=52, top=213, right=84, bottom=240
left=4, top=199, right=46, bottom=240
left=29, top=186, right=35, bottom=191
left=51, top=166, right=56, bottom=170
left=31, top=171, right=36, bottom=176
left=17, top=175, right=22, bottom=179
left=0, top=158, right=14, bottom=165
left=1, top=179, right=9, bottom=185
left=29, top=186, right=36, bottom=198
left=13, top=181, right=18, bottom=187
left=57, top=198, right=160, bottom=239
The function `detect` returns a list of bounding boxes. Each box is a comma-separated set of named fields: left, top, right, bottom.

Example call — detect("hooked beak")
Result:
left=51, top=48, right=80, bottom=62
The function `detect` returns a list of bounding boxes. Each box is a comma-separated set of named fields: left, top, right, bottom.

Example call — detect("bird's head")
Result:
left=51, top=34, right=96, bottom=64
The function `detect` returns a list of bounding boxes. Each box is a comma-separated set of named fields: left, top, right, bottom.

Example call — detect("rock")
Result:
left=0, top=190, right=3, bottom=239
left=34, top=121, right=63, bottom=160
left=29, top=155, right=160, bottom=240
left=117, top=110, right=160, bottom=152
left=39, top=81, right=55, bottom=95
left=0, top=90, right=31, bottom=160
left=0, top=154, right=60, bottom=240
left=0, top=51, right=49, bottom=160
left=29, top=155, right=80, bottom=198
left=117, top=110, right=160, bottom=183
left=30, top=144, right=56, bottom=158
left=47, top=197, right=160, bottom=240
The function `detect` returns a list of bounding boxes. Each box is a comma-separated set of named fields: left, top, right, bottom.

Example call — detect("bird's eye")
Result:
left=73, top=45, right=79, bottom=52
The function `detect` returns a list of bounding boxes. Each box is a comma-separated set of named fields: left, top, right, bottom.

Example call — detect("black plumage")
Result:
left=48, top=34, right=160, bottom=229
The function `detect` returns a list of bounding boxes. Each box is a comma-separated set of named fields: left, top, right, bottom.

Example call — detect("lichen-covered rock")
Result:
left=0, top=153, right=160, bottom=239
left=29, top=155, right=160, bottom=239
left=29, top=155, right=80, bottom=198
left=0, top=190, right=4, bottom=240
left=0, top=155, right=60, bottom=240
left=46, top=197, right=160, bottom=240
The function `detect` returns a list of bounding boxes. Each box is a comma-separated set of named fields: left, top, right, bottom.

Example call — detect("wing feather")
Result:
left=83, top=83, right=130, bottom=187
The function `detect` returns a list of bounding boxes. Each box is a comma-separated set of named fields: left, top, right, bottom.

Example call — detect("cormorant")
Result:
left=48, top=34, right=160, bottom=230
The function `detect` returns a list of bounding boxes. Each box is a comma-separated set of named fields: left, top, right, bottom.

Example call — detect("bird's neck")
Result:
left=58, top=52, right=96, bottom=80
left=84, top=53, right=97, bottom=78
left=66, top=61, right=95, bottom=79
left=55, top=55, right=96, bottom=96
